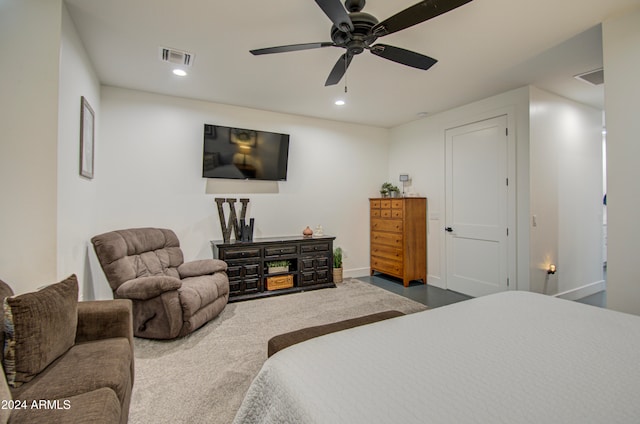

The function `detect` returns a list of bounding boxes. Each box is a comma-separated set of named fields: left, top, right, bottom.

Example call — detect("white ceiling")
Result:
left=64, top=0, right=638, bottom=128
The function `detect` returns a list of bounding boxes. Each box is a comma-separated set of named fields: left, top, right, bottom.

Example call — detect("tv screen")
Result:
left=202, top=124, right=290, bottom=181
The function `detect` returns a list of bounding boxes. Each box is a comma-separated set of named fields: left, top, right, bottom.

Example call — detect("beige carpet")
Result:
left=129, top=278, right=427, bottom=424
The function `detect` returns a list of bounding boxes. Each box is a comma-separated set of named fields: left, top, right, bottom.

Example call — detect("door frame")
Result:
left=441, top=108, right=517, bottom=293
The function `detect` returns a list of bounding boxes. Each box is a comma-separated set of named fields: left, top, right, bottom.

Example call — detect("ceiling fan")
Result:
left=250, top=0, right=474, bottom=86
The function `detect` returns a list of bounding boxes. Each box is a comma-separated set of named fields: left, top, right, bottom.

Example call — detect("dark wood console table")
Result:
left=211, top=235, right=336, bottom=302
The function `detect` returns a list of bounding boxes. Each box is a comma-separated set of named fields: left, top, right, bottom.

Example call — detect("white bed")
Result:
left=234, top=291, right=640, bottom=424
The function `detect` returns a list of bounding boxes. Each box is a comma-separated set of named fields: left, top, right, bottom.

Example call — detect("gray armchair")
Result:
left=91, top=228, right=229, bottom=339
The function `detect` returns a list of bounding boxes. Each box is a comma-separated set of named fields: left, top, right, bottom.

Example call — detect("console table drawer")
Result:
left=243, top=278, right=260, bottom=293
left=227, top=263, right=260, bottom=279
left=227, top=266, right=261, bottom=295
left=223, top=248, right=261, bottom=260
left=301, top=242, right=331, bottom=253
left=315, top=268, right=330, bottom=283
left=300, top=269, right=330, bottom=286
left=226, top=266, right=242, bottom=280
left=244, top=263, right=261, bottom=276
left=228, top=279, right=241, bottom=294
left=300, top=271, right=316, bottom=286
left=264, top=244, right=297, bottom=257
left=300, top=256, right=329, bottom=271
left=229, top=275, right=262, bottom=296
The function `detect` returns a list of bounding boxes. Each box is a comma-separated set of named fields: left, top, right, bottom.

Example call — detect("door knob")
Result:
left=445, top=227, right=453, bottom=232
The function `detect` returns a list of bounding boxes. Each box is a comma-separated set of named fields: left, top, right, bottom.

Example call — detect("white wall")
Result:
left=603, top=7, right=640, bottom=314
left=89, top=87, right=389, bottom=295
left=389, top=87, right=530, bottom=291
left=529, top=87, right=604, bottom=298
left=57, top=3, right=102, bottom=300
left=4, top=0, right=628, bottom=306
left=0, top=0, right=61, bottom=293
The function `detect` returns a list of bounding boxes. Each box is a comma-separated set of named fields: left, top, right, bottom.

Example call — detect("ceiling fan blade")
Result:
left=370, top=44, right=437, bottom=70
left=315, top=0, right=354, bottom=32
left=372, top=0, right=473, bottom=37
left=250, top=42, right=336, bottom=55
left=325, top=53, right=354, bottom=86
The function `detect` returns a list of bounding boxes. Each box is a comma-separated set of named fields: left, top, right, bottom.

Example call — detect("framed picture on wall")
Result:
left=80, top=96, right=95, bottom=179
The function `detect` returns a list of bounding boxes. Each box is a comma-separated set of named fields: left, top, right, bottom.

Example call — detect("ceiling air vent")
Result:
left=574, top=68, right=604, bottom=86
left=159, top=47, right=194, bottom=67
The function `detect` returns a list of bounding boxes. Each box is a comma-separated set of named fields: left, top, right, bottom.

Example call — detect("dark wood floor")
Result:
left=360, top=273, right=606, bottom=309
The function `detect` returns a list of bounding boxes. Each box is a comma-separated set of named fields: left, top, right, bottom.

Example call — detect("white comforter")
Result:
left=234, top=291, right=640, bottom=424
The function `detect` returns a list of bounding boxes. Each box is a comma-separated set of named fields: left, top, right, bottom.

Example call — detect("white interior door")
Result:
left=445, top=115, right=509, bottom=297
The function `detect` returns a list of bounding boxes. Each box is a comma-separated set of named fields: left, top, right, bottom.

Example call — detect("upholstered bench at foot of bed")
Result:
left=267, top=310, right=405, bottom=357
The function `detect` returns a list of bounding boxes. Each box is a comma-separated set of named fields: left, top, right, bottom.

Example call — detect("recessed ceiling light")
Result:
left=335, top=99, right=345, bottom=106
left=173, top=69, right=187, bottom=77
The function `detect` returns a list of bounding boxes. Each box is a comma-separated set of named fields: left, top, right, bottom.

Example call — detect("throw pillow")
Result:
left=3, top=275, right=79, bottom=387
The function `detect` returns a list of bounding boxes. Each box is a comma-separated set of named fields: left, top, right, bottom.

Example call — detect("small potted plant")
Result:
left=266, top=260, right=290, bottom=274
left=333, top=247, right=343, bottom=283
left=380, top=182, right=400, bottom=198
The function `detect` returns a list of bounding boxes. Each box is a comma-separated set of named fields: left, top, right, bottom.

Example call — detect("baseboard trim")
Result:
left=427, top=275, right=445, bottom=289
left=345, top=267, right=370, bottom=279
left=553, top=280, right=606, bottom=301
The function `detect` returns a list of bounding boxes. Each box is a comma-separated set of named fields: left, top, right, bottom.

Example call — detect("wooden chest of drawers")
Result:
left=370, top=197, right=427, bottom=287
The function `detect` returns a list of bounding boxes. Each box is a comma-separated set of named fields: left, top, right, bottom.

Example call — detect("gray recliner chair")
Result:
left=91, top=227, right=229, bottom=339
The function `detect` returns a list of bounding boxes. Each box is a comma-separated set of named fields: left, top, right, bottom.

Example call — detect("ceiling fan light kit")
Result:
left=250, top=0, right=473, bottom=86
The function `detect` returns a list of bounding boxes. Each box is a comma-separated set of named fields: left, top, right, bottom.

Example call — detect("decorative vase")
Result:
left=303, top=226, right=313, bottom=237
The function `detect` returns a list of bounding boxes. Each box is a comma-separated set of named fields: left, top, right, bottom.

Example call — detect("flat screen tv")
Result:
left=202, top=124, right=290, bottom=181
